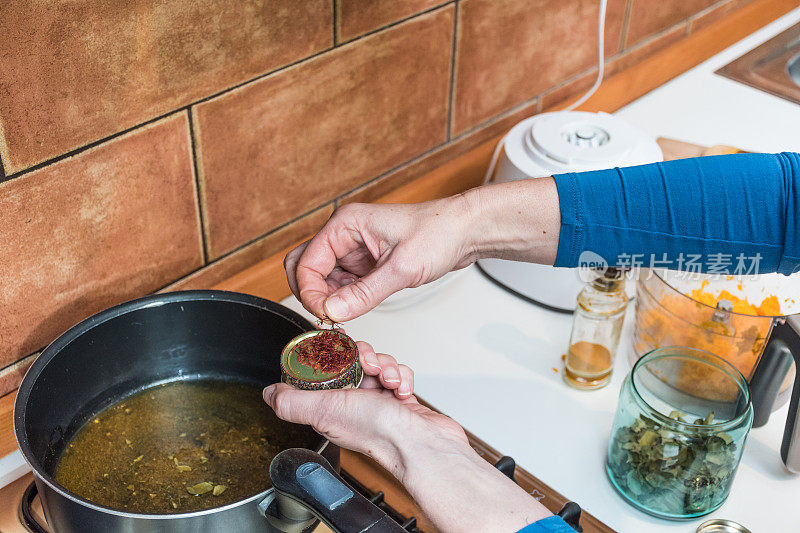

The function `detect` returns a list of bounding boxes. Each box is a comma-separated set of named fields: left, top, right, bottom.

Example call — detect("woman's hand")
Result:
left=284, top=179, right=561, bottom=322
left=354, top=340, right=419, bottom=400
left=284, top=197, right=478, bottom=322
left=263, top=341, right=467, bottom=471
left=263, top=341, right=552, bottom=532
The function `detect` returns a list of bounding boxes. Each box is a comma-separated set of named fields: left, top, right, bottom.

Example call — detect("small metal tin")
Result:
left=696, top=519, right=752, bottom=533
left=281, top=330, right=363, bottom=390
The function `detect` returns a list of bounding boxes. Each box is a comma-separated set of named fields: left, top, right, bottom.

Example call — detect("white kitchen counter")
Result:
left=283, top=9, right=800, bottom=532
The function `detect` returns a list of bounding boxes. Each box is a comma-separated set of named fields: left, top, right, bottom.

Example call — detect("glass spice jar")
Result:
left=563, top=267, right=628, bottom=390
left=606, top=347, right=753, bottom=520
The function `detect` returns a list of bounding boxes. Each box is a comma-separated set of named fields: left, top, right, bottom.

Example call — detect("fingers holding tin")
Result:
left=356, top=341, right=414, bottom=399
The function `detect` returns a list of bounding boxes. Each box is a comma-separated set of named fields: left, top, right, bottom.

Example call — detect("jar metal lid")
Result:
left=696, top=519, right=751, bottom=533
left=281, top=330, right=363, bottom=391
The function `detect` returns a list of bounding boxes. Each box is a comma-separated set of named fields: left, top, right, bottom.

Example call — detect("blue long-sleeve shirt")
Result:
left=553, top=152, right=800, bottom=274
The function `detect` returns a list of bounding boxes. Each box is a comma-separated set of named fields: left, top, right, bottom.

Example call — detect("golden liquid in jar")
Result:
left=564, top=341, right=613, bottom=390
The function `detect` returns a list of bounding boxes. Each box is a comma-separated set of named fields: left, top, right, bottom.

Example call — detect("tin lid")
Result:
left=696, top=519, right=752, bottom=533
left=281, top=330, right=363, bottom=391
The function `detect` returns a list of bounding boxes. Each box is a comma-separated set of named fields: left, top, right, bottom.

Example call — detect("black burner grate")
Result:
left=339, top=470, right=421, bottom=532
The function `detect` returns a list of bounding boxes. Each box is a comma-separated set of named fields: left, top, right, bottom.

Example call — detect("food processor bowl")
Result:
left=631, top=271, right=796, bottom=410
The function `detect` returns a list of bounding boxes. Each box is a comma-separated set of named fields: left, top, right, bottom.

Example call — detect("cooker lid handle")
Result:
left=261, top=448, right=407, bottom=533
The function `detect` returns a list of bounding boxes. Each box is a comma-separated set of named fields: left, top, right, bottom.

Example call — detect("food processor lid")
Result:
left=657, top=270, right=800, bottom=317
left=497, top=111, right=662, bottom=179
left=524, top=111, right=659, bottom=170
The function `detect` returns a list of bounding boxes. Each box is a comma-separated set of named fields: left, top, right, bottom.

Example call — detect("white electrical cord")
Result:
left=482, top=0, right=608, bottom=185
left=482, top=138, right=507, bottom=185
left=565, top=0, right=607, bottom=111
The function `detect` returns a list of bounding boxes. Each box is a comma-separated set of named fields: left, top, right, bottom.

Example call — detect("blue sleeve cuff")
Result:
left=552, top=170, right=582, bottom=268
left=516, top=515, right=575, bottom=533
left=552, top=152, right=800, bottom=275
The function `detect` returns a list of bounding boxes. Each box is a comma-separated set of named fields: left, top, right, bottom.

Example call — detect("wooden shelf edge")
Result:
left=0, top=393, right=16, bottom=460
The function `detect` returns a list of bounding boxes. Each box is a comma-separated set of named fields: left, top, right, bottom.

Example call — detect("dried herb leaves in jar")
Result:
left=607, top=411, right=739, bottom=517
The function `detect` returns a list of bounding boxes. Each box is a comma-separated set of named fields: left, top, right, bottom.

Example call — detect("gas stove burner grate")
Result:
left=339, top=470, right=421, bottom=532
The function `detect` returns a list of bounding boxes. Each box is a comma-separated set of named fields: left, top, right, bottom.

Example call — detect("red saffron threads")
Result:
left=295, top=331, right=352, bottom=374
left=316, top=317, right=339, bottom=329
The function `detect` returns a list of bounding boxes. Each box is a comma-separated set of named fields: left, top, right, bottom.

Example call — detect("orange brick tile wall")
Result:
left=0, top=0, right=759, bottom=394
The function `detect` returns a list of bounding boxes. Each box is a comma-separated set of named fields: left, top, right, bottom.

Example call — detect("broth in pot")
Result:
left=54, top=379, right=318, bottom=514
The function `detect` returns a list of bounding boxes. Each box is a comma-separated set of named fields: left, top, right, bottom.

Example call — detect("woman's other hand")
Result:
left=263, top=341, right=467, bottom=470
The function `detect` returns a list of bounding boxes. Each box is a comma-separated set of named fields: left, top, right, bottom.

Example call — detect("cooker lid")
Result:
left=499, top=111, right=663, bottom=179
left=526, top=111, right=645, bottom=167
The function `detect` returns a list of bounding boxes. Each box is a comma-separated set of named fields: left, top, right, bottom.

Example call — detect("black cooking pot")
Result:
left=14, top=291, right=405, bottom=533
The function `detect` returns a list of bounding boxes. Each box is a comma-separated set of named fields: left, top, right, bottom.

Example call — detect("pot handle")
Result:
left=21, top=481, right=48, bottom=533
left=760, top=315, right=800, bottom=473
left=259, top=448, right=406, bottom=533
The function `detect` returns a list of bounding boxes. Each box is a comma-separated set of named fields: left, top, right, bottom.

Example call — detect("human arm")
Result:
left=286, top=152, right=800, bottom=321
left=263, top=342, right=557, bottom=532
left=283, top=177, right=561, bottom=321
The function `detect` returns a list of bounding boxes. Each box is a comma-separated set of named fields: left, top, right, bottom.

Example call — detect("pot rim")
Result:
left=14, top=289, right=331, bottom=519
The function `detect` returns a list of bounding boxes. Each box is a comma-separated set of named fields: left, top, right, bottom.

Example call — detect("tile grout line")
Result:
left=0, top=351, right=39, bottom=376
left=332, top=0, right=339, bottom=45
left=186, top=109, right=210, bottom=265
left=626, top=0, right=735, bottom=51
left=2, top=110, right=186, bottom=182
left=692, top=0, right=738, bottom=22
left=450, top=94, right=540, bottom=142
left=686, top=0, right=733, bottom=33
left=619, top=0, right=633, bottom=52
left=446, top=1, right=460, bottom=141
left=336, top=1, right=454, bottom=47
left=553, top=9, right=704, bottom=99
left=166, top=200, right=337, bottom=285
left=331, top=91, right=543, bottom=206
left=335, top=142, right=450, bottom=203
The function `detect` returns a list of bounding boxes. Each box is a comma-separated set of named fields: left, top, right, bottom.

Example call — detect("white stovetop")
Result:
left=3, top=6, right=800, bottom=533
left=282, top=9, right=800, bottom=532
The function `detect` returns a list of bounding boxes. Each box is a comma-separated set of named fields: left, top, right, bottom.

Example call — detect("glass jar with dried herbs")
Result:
left=606, top=347, right=753, bottom=519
